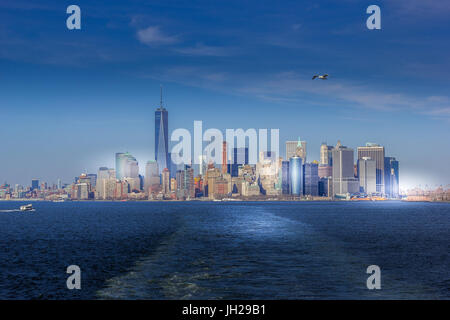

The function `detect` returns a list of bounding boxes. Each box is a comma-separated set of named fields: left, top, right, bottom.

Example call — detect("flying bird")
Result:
left=312, top=74, right=328, bottom=80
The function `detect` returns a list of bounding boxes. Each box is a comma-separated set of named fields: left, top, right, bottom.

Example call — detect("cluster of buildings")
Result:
left=404, top=186, right=450, bottom=202
left=1, top=93, right=405, bottom=202
left=0, top=179, right=67, bottom=200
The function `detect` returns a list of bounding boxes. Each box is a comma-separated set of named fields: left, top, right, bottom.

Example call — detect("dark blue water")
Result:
left=0, top=201, right=448, bottom=299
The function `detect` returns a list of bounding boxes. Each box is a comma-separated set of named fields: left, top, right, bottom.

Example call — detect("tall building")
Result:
left=320, top=143, right=333, bottom=166
left=332, top=142, right=359, bottom=196
left=303, top=163, right=319, bottom=196
left=184, top=165, right=195, bottom=198
left=115, top=152, right=139, bottom=180
left=75, top=183, right=89, bottom=200
left=155, top=87, right=169, bottom=175
left=87, top=174, right=97, bottom=188
left=168, top=152, right=178, bottom=179
left=206, top=167, right=221, bottom=199
left=222, top=141, right=228, bottom=174
left=74, top=173, right=93, bottom=199
left=289, top=156, right=303, bottom=195
left=96, top=167, right=116, bottom=200
left=162, top=168, right=170, bottom=195
left=128, top=159, right=139, bottom=178
left=295, top=138, right=306, bottom=162
left=114, top=180, right=128, bottom=200
left=286, top=138, right=307, bottom=162
left=176, top=170, right=185, bottom=191
left=230, top=147, right=249, bottom=177
left=281, top=160, right=290, bottom=194
left=357, top=143, right=385, bottom=193
left=198, top=154, right=207, bottom=176
left=124, top=177, right=141, bottom=192
left=319, top=177, right=332, bottom=197
left=256, top=151, right=279, bottom=196
left=31, top=179, right=39, bottom=190
left=115, top=153, right=126, bottom=179
left=170, top=177, right=177, bottom=192
left=358, top=157, right=376, bottom=195
left=98, top=167, right=115, bottom=180
left=384, top=157, right=399, bottom=198
left=145, top=160, right=160, bottom=194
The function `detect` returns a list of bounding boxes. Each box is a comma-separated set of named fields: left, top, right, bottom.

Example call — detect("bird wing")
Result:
left=312, top=75, right=318, bottom=79
left=323, top=74, right=328, bottom=78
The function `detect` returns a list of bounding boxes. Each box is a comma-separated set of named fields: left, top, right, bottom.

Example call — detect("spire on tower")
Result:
left=160, top=85, right=163, bottom=108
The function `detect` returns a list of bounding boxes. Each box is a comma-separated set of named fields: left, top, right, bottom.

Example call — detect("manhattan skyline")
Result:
left=0, top=0, right=449, bottom=189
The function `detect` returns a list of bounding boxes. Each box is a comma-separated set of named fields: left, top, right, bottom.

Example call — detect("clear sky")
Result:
left=0, top=0, right=449, bottom=190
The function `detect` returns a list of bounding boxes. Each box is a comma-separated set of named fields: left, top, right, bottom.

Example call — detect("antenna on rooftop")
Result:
left=160, top=85, right=163, bottom=108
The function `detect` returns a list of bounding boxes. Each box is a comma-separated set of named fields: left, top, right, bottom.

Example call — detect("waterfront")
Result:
left=0, top=201, right=448, bottom=299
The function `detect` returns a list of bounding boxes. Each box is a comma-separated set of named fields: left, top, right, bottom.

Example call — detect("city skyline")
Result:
left=0, top=122, right=407, bottom=200
left=0, top=99, right=440, bottom=192
left=1, top=1, right=449, bottom=189
left=1, top=95, right=405, bottom=200
left=0, top=95, right=439, bottom=192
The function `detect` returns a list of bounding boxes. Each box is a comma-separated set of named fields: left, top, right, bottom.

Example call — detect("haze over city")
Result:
left=0, top=0, right=449, bottom=190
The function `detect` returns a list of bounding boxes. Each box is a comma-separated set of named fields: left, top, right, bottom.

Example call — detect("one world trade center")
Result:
left=155, top=87, right=169, bottom=175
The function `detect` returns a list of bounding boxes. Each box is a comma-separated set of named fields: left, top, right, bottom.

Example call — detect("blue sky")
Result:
left=0, top=0, right=449, bottom=189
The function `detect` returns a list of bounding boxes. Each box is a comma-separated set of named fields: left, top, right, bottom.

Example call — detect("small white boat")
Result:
left=20, top=204, right=34, bottom=211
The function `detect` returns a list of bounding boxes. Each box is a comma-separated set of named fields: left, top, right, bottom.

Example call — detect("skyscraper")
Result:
left=384, top=157, right=399, bottom=198
left=286, top=138, right=307, bottom=162
left=319, top=177, right=332, bottom=197
left=357, top=143, right=385, bottom=193
left=115, top=152, right=139, bottom=180
left=96, top=167, right=116, bottom=200
left=115, top=153, right=127, bottom=179
left=98, top=167, right=115, bottom=180
left=222, top=141, right=228, bottom=174
left=303, top=162, right=319, bottom=196
left=145, top=160, right=160, bottom=194
left=31, top=179, right=39, bottom=190
left=358, top=157, right=376, bottom=194
left=87, top=174, right=97, bottom=188
left=168, top=152, right=178, bottom=179
left=320, top=143, right=333, bottom=166
left=162, top=168, right=170, bottom=195
left=332, top=142, right=359, bottom=196
left=184, top=165, right=195, bottom=198
left=155, top=86, right=169, bottom=175
left=198, top=154, right=207, bottom=176
left=176, top=169, right=186, bottom=198
left=289, top=156, right=303, bottom=195
left=281, top=160, right=290, bottom=194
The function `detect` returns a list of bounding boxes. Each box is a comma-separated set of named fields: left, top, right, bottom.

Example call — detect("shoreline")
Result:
left=1, top=199, right=448, bottom=203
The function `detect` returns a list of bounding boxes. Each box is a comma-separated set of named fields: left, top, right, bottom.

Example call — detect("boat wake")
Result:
left=0, top=209, right=35, bottom=213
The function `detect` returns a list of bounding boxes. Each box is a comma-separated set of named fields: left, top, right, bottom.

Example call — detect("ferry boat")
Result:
left=19, top=204, right=34, bottom=211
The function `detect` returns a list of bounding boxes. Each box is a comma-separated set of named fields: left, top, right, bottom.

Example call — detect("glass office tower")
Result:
left=155, top=103, right=169, bottom=175
left=303, top=162, right=319, bottom=196
left=289, top=156, right=303, bottom=195
left=281, top=160, right=290, bottom=194
left=384, top=157, right=399, bottom=198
